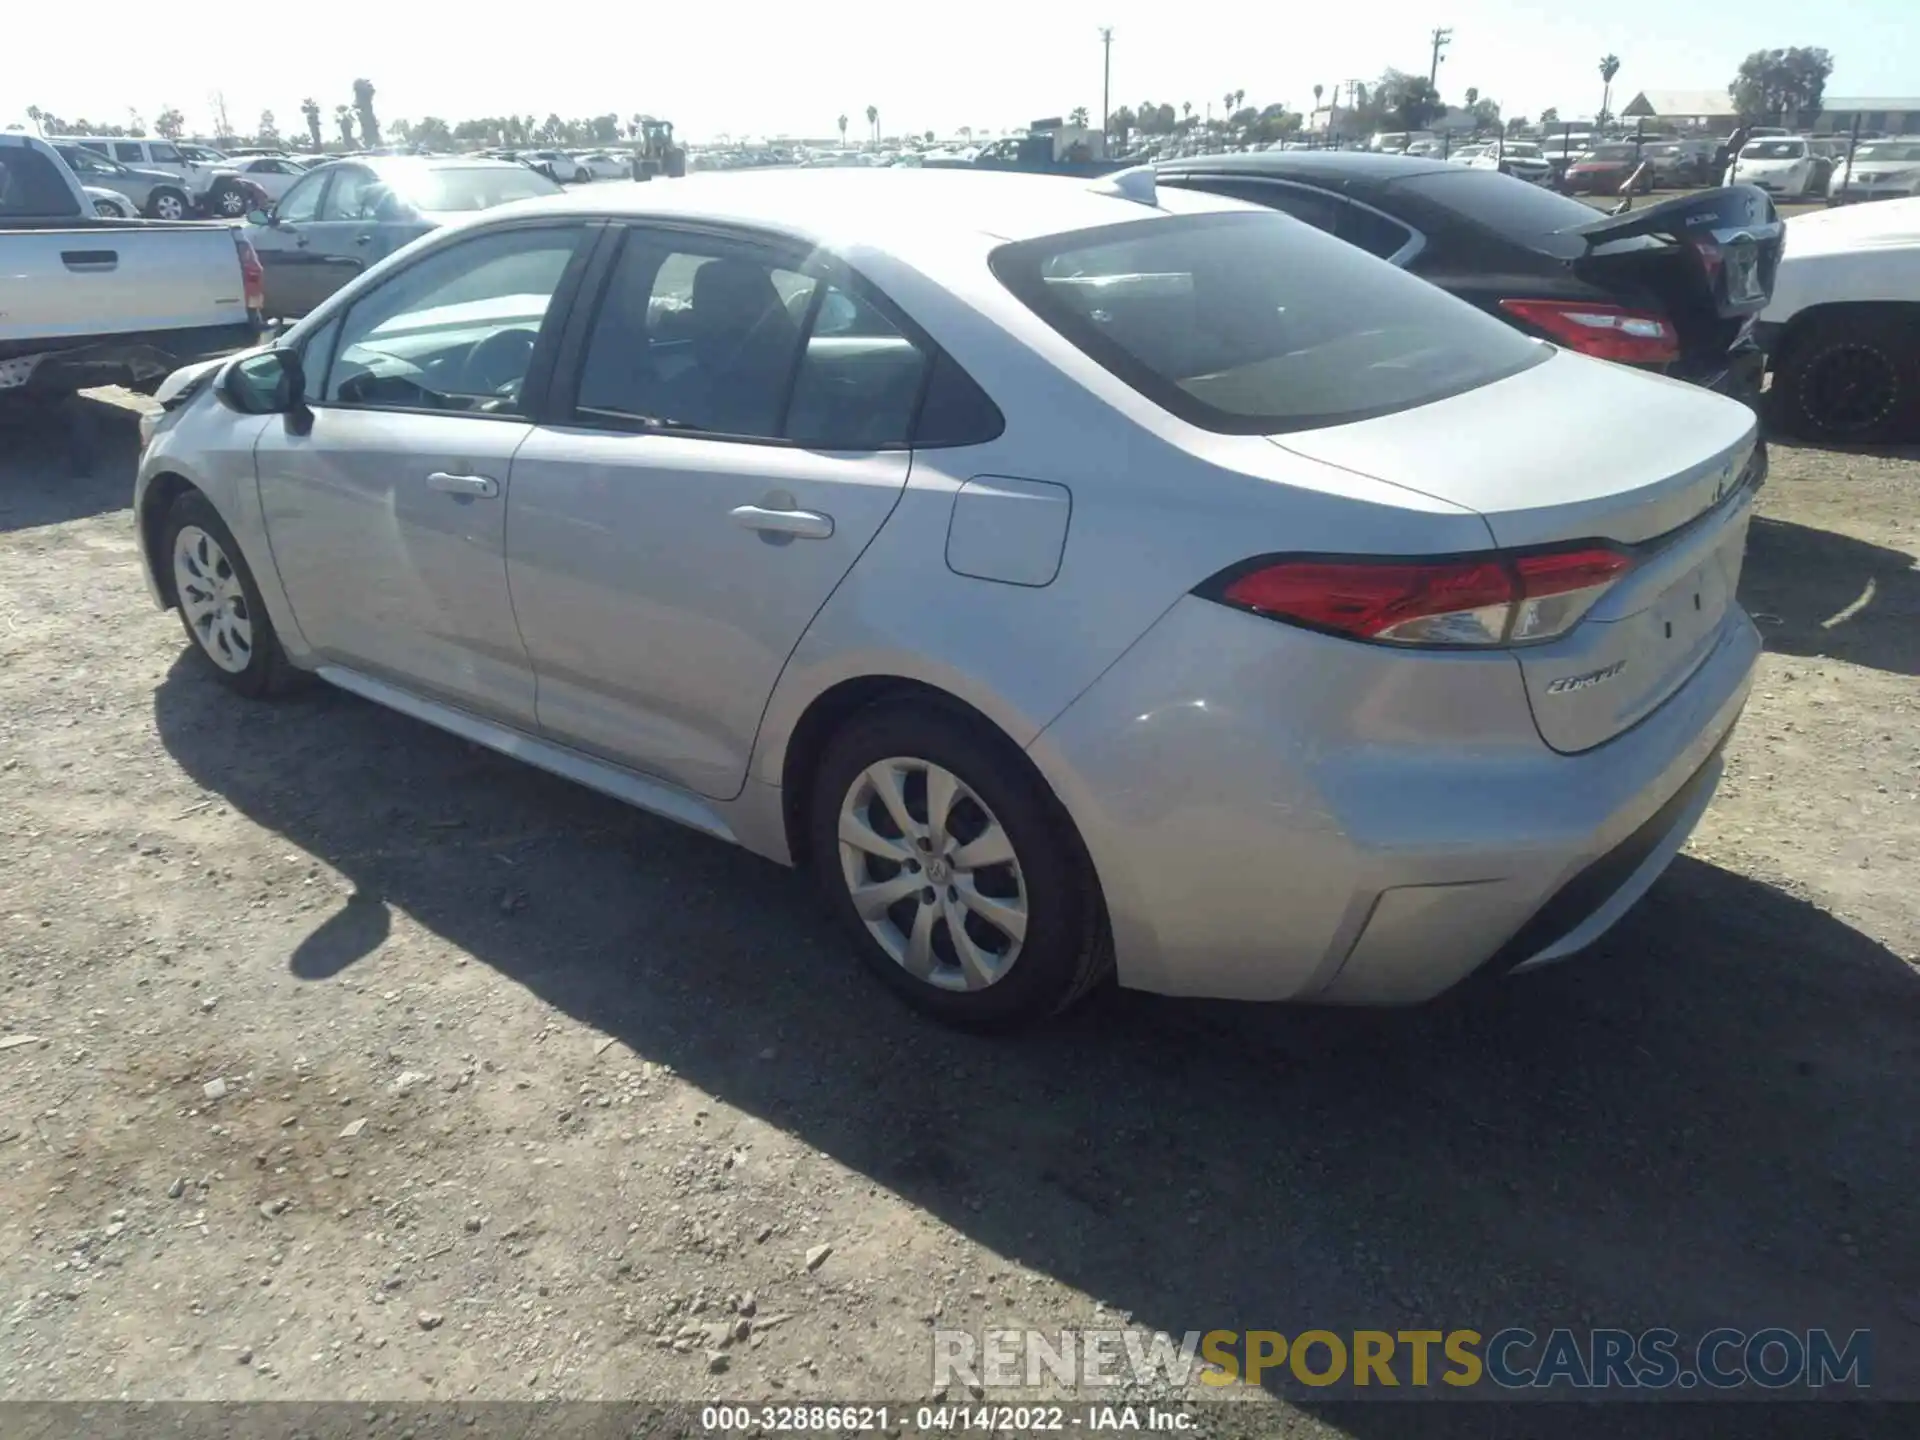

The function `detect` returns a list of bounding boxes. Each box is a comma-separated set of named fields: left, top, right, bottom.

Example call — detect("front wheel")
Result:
left=1771, top=312, right=1919, bottom=445
left=93, top=198, right=126, bottom=218
left=573, top=167, right=590, bottom=183
left=162, top=491, right=303, bottom=698
left=809, top=702, right=1110, bottom=1028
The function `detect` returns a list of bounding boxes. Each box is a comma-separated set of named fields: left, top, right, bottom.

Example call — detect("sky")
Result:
left=3, top=0, right=1915, bottom=143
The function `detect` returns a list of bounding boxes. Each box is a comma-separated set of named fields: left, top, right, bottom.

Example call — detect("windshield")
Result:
left=1589, top=145, right=1638, bottom=161
left=1856, top=142, right=1920, bottom=162
left=1741, top=140, right=1807, bottom=159
left=396, top=166, right=562, bottom=211
left=991, top=211, right=1546, bottom=435
left=1502, top=143, right=1542, bottom=157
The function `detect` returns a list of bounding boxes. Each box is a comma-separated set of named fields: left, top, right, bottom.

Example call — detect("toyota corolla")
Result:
left=133, top=168, right=1762, bottom=1026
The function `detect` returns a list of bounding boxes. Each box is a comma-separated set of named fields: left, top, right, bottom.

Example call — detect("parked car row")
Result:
left=47, top=134, right=287, bottom=220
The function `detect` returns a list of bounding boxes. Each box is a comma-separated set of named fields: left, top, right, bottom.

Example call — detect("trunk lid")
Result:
left=1274, top=348, right=1762, bottom=752
left=1564, top=184, right=1784, bottom=366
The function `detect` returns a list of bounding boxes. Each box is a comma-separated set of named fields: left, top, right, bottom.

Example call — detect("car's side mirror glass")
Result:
left=219, top=347, right=305, bottom=415
left=246, top=209, right=271, bottom=226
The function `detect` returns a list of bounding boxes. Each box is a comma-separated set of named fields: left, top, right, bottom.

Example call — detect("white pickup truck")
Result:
left=1, top=133, right=265, bottom=403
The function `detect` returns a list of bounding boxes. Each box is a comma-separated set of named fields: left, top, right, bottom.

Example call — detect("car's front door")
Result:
left=249, top=167, right=332, bottom=318
left=504, top=225, right=923, bottom=798
left=254, top=221, right=597, bottom=726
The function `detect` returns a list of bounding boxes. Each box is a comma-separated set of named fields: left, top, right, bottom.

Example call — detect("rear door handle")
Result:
left=354, top=233, right=373, bottom=246
left=426, top=471, right=499, bottom=498
left=729, top=504, right=833, bottom=540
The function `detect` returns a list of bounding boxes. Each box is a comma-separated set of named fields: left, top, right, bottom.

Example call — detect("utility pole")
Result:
left=1428, top=27, right=1452, bottom=88
left=1099, top=27, right=1114, bottom=148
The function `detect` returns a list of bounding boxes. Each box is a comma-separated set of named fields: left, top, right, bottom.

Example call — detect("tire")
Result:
left=573, top=167, right=590, bottom=183
left=93, top=198, right=126, bottom=218
left=208, top=180, right=251, bottom=218
left=1771, top=312, right=1920, bottom=445
left=161, top=491, right=303, bottom=698
left=808, top=701, right=1111, bottom=1028
left=146, top=187, right=188, bottom=221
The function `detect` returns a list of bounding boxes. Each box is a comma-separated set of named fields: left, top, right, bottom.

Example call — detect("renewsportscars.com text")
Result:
left=932, top=1326, right=1872, bottom=1391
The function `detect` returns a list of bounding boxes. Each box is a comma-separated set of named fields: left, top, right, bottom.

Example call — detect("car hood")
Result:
left=125, top=167, right=177, bottom=183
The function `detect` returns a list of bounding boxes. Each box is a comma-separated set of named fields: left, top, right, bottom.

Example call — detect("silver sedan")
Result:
left=134, top=169, right=1761, bottom=1026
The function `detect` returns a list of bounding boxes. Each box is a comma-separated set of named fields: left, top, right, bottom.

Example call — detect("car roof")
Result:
left=513, top=167, right=1247, bottom=246
left=1154, top=150, right=1457, bottom=182
left=309, top=156, right=533, bottom=177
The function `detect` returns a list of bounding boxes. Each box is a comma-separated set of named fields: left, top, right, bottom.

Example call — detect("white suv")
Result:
left=52, top=136, right=245, bottom=216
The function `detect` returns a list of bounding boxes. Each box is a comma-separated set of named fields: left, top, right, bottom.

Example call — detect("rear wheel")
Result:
left=162, top=491, right=303, bottom=698
left=809, top=702, right=1110, bottom=1028
left=208, top=180, right=251, bottom=218
left=1772, top=312, right=1919, bottom=445
left=146, top=187, right=188, bottom=221
left=93, top=197, right=127, bottom=218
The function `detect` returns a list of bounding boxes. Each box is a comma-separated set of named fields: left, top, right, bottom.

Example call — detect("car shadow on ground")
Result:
left=1741, top=516, right=1920, bottom=677
left=0, top=393, right=142, bottom=532
left=152, top=657, right=1920, bottom=1407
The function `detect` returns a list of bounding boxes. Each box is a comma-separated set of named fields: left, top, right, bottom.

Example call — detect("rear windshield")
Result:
left=1390, top=167, right=1601, bottom=256
left=991, top=211, right=1547, bottom=435
left=398, top=167, right=561, bottom=212
left=0, top=147, right=82, bottom=218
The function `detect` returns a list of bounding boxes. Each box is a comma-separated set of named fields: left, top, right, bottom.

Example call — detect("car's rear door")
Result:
left=503, top=224, right=919, bottom=799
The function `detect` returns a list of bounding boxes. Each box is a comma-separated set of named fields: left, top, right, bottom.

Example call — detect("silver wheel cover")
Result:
left=837, top=757, right=1028, bottom=991
left=172, top=525, right=254, bottom=675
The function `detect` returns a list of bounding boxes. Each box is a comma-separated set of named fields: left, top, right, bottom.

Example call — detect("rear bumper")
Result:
left=1027, top=596, right=1760, bottom=1005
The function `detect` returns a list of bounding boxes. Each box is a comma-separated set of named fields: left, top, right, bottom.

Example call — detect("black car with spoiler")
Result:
left=1154, top=152, right=1783, bottom=405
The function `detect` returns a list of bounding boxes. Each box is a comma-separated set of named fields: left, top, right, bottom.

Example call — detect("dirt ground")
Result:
left=1, top=393, right=1916, bottom=1426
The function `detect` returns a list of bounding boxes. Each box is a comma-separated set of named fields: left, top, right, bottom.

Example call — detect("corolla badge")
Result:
left=1546, top=659, right=1627, bottom=695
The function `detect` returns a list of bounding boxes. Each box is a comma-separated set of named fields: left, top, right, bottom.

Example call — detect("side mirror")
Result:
left=218, top=347, right=306, bottom=420
left=246, top=209, right=272, bottom=226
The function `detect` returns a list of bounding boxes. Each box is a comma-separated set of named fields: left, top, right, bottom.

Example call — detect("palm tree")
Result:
left=1312, top=84, right=1323, bottom=111
left=352, top=78, right=380, bottom=149
left=866, top=104, right=878, bottom=142
left=301, top=99, right=322, bottom=150
left=1233, top=89, right=1246, bottom=114
left=1465, top=86, right=1479, bottom=108
left=26, top=105, right=44, bottom=136
left=837, top=113, right=848, bottom=145
left=334, top=104, right=356, bottom=148
left=1598, top=54, right=1621, bottom=127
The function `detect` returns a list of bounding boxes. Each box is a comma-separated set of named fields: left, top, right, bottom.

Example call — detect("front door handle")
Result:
left=354, top=233, right=373, bottom=246
left=729, top=504, right=833, bottom=540
left=426, top=471, right=499, bottom=498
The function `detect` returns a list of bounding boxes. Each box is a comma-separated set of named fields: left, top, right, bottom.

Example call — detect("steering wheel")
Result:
left=461, top=328, right=538, bottom=397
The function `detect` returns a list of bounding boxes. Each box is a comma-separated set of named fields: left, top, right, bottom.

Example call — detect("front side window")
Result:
left=149, top=144, right=183, bottom=164
left=277, top=170, right=327, bottom=223
left=320, top=226, right=583, bottom=415
left=993, top=211, right=1546, bottom=435
left=320, top=167, right=377, bottom=220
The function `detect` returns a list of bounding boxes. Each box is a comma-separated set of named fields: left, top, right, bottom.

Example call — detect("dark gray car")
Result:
left=243, top=157, right=562, bottom=319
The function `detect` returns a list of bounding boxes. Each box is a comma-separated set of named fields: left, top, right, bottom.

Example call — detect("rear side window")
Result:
left=992, top=211, right=1545, bottom=435
left=0, top=148, right=82, bottom=217
left=1340, top=204, right=1417, bottom=260
left=114, top=142, right=145, bottom=164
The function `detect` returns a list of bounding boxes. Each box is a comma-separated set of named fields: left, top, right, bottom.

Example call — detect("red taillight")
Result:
left=233, top=234, right=265, bottom=313
left=1212, top=546, right=1633, bottom=648
left=1498, top=298, right=1679, bottom=365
